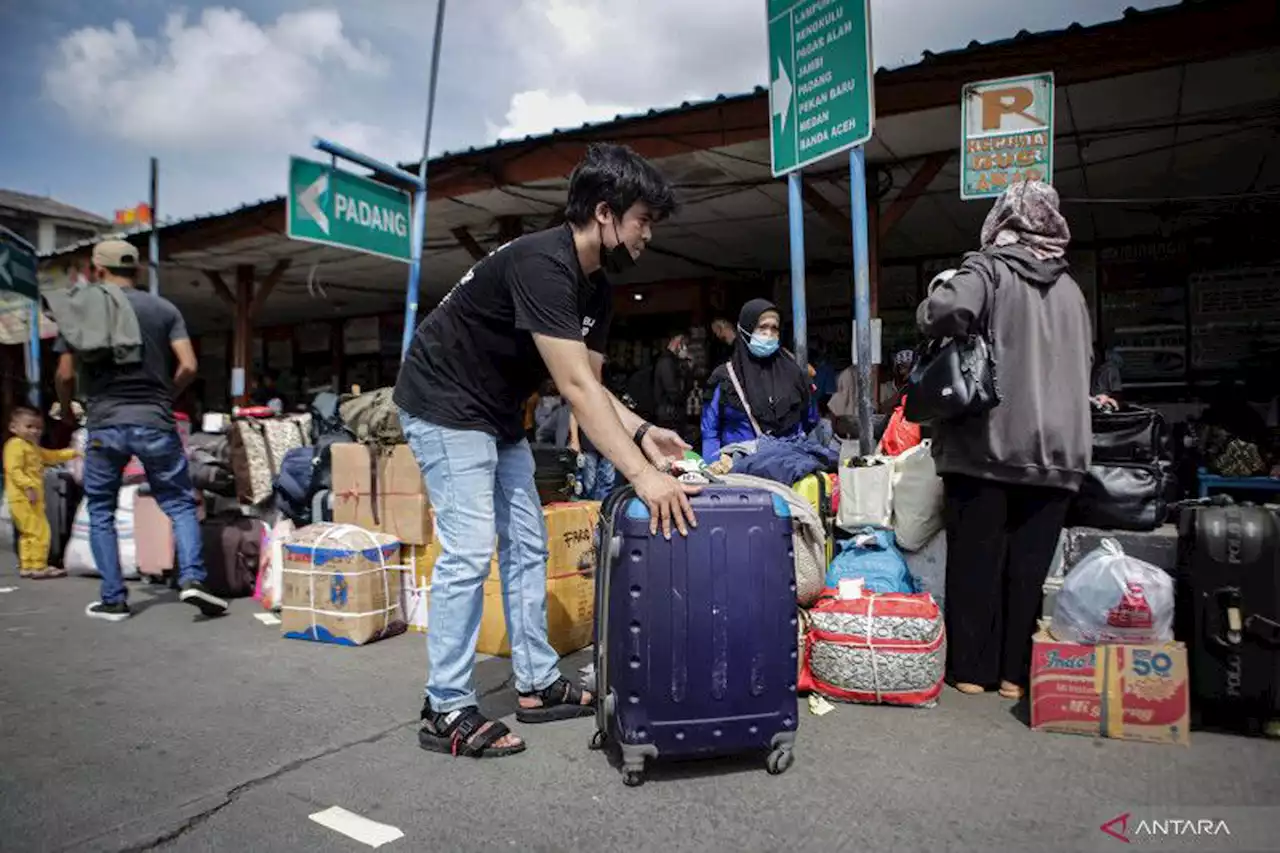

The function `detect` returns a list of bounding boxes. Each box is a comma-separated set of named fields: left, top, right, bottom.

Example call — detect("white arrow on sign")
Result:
left=297, top=173, right=330, bottom=235
left=0, top=247, right=11, bottom=290
left=772, top=59, right=793, bottom=131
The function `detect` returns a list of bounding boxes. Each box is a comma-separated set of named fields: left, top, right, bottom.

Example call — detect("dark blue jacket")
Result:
left=700, top=368, right=818, bottom=460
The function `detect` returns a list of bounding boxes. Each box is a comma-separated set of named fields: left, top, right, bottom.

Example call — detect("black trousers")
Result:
left=942, top=475, right=1072, bottom=688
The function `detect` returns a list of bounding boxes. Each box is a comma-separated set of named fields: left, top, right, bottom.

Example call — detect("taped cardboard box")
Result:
left=1029, top=632, right=1189, bottom=746
left=280, top=523, right=407, bottom=646
left=402, top=502, right=600, bottom=651
left=331, top=443, right=433, bottom=545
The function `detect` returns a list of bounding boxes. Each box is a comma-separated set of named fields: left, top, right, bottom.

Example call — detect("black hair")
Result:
left=564, top=143, right=677, bottom=227
left=103, top=265, right=138, bottom=281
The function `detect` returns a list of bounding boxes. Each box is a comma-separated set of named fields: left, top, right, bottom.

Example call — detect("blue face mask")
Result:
left=747, top=334, right=780, bottom=358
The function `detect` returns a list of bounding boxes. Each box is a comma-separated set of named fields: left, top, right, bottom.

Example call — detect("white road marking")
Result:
left=0, top=587, right=18, bottom=593
left=309, top=806, right=403, bottom=848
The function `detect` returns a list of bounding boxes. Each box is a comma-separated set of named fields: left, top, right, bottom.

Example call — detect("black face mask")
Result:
left=600, top=220, right=636, bottom=275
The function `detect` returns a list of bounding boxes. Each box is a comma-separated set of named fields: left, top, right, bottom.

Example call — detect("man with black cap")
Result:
left=52, top=239, right=219, bottom=622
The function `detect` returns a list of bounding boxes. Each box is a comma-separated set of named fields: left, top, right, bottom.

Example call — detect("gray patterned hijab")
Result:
left=980, top=180, right=1070, bottom=260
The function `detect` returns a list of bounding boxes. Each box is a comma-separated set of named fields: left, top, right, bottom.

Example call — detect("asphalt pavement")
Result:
left=1, top=552, right=1278, bottom=853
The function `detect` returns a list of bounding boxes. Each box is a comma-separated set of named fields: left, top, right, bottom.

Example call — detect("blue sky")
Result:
left=0, top=0, right=1174, bottom=222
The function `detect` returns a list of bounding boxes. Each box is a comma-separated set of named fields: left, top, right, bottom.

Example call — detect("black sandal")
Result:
left=515, top=676, right=595, bottom=724
left=417, top=703, right=526, bottom=759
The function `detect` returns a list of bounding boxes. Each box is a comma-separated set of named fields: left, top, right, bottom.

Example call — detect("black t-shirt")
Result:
left=55, top=287, right=187, bottom=431
left=394, top=226, right=613, bottom=442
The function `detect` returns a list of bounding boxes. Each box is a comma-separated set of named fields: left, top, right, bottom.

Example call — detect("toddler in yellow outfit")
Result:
left=4, top=406, right=79, bottom=578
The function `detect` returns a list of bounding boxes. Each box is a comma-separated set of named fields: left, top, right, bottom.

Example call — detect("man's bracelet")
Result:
left=633, top=422, right=653, bottom=446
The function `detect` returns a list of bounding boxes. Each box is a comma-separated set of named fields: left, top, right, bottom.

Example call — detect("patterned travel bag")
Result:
left=800, top=589, right=946, bottom=708
left=230, top=414, right=311, bottom=506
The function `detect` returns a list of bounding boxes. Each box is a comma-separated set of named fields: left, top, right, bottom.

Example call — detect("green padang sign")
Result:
left=767, top=0, right=874, bottom=177
left=287, top=156, right=412, bottom=262
left=0, top=227, right=40, bottom=301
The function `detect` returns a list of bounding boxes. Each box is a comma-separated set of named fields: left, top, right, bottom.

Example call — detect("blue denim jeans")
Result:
left=84, top=425, right=205, bottom=604
left=399, top=411, right=562, bottom=713
left=579, top=452, right=617, bottom=502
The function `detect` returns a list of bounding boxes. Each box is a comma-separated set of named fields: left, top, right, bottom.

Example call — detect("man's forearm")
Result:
left=55, top=375, right=74, bottom=418
left=607, top=388, right=646, bottom=435
left=565, top=382, right=651, bottom=482
left=173, top=365, right=197, bottom=394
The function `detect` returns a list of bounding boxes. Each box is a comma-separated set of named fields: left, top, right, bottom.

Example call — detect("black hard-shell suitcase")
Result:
left=1176, top=504, right=1280, bottom=734
left=531, top=443, right=578, bottom=505
left=590, top=485, right=799, bottom=786
left=44, top=469, right=81, bottom=569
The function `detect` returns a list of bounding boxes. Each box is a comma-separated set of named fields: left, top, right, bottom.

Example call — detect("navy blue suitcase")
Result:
left=591, top=485, right=799, bottom=786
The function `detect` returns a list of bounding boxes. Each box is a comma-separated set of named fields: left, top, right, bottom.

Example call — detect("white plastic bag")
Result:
left=890, top=441, right=944, bottom=552
left=837, top=457, right=894, bottom=529
left=1051, top=539, right=1173, bottom=645
left=64, top=485, right=141, bottom=579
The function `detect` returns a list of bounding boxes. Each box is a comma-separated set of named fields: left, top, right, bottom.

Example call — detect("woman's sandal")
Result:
left=515, top=676, right=595, bottom=724
left=418, top=705, right=526, bottom=759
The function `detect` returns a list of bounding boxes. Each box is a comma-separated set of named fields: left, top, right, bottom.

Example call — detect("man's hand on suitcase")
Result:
left=633, top=467, right=699, bottom=539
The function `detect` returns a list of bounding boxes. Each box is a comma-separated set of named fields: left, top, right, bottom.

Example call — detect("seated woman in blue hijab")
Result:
left=700, top=299, right=817, bottom=460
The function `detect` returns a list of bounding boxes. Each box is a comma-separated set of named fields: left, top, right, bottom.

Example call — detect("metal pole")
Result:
left=26, top=300, right=40, bottom=408
left=401, top=0, right=448, bottom=361
left=148, top=156, right=159, bottom=294
left=849, top=147, right=874, bottom=456
left=786, top=171, right=808, bottom=371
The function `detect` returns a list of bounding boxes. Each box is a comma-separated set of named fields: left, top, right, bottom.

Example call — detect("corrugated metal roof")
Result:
left=39, top=196, right=283, bottom=261
left=420, top=1, right=1192, bottom=163
left=0, top=188, right=110, bottom=225
left=41, top=0, right=1204, bottom=262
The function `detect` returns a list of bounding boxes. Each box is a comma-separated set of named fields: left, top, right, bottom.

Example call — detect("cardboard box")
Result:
left=1030, top=632, right=1190, bottom=745
left=398, top=503, right=599, bottom=651
left=280, top=523, right=407, bottom=646
left=400, top=542, right=444, bottom=634
left=331, top=444, right=433, bottom=545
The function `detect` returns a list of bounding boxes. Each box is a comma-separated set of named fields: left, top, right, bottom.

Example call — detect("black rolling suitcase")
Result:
left=530, top=443, right=578, bottom=505
left=44, top=469, right=82, bottom=569
left=1177, top=504, right=1280, bottom=735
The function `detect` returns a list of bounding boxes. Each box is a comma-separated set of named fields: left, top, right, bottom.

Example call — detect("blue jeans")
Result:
left=84, top=425, right=205, bottom=604
left=399, top=412, right=562, bottom=713
left=579, top=452, right=616, bottom=502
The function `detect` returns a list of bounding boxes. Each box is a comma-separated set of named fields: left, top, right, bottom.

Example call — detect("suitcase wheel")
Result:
left=623, top=769, right=645, bottom=788
left=589, top=730, right=607, bottom=751
left=766, top=747, right=794, bottom=776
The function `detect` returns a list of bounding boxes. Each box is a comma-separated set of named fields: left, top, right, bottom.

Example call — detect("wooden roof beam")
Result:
left=800, top=181, right=852, bottom=245
left=250, top=259, right=291, bottom=316
left=204, top=271, right=235, bottom=308
left=878, top=152, right=951, bottom=240
left=451, top=226, right=488, bottom=261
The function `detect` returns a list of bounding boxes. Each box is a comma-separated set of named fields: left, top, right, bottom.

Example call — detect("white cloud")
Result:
left=487, top=90, right=642, bottom=141
left=44, top=7, right=389, bottom=149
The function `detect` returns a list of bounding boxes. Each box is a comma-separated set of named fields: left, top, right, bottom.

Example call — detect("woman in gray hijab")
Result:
left=916, top=181, right=1093, bottom=700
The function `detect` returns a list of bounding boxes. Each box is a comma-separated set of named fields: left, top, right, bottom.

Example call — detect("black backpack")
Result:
left=307, top=392, right=356, bottom=508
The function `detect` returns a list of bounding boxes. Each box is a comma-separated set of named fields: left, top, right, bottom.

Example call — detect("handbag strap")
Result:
left=725, top=363, right=764, bottom=438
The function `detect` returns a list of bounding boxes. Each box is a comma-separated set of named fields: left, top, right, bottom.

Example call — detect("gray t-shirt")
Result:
left=55, top=287, right=189, bottom=431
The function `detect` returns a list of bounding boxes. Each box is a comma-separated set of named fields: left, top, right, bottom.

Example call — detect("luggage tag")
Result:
left=837, top=578, right=865, bottom=600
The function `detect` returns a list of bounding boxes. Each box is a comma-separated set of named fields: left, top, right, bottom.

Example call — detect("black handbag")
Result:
left=1070, top=461, right=1178, bottom=532
left=903, top=258, right=1000, bottom=424
left=1091, top=404, right=1165, bottom=463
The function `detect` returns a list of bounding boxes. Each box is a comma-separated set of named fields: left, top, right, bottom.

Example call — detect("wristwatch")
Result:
left=633, top=422, right=653, bottom=446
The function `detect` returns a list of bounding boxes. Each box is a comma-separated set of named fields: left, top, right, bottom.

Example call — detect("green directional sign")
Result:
left=0, top=226, right=40, bottom=301
left=767, top=0, right=874, bottom=177
left=287, top=156, right=412, bottom=262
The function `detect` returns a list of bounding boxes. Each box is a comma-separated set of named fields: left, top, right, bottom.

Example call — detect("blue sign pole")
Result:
left=787, top=171, right=808, bottom=371
left=849, top=147, right=874, bottom=455
left=26, top=300, right=40, bottom=408
left=400, top=0, right=448, bottom=361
